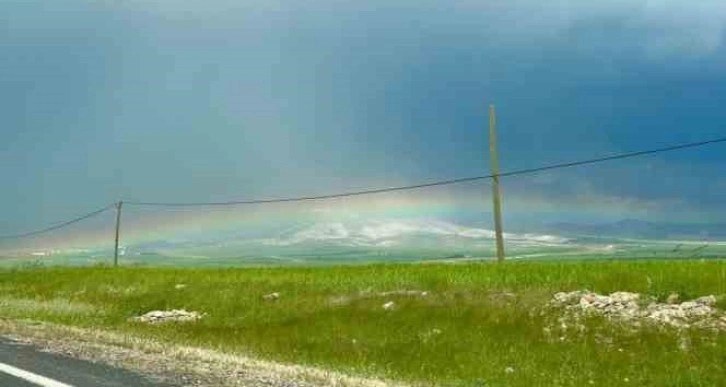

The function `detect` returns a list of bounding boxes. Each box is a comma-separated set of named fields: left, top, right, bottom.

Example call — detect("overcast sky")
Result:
left=2, top=0, right=726, bottom=236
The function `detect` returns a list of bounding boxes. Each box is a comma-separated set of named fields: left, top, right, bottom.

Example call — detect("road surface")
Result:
left=0, top=336, right=170, bottom=387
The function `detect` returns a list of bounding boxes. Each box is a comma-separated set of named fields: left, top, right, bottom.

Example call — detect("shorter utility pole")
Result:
left=114, top=201, right=123, bottom=267
left=489, top=105, right=506, bottom=262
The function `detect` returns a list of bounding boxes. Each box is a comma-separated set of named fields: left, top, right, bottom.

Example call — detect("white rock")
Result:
left=579, top=294, right=598, bottom=307
left=379, top=290, right=429, bottom=297
left=553, top=290, right=725, bottom=331
left=132, top=309, right=204, bottom=324
left=610, top=292, right=639, bottom=304
left=553, top=292, right=568, bottom=304
left=647, top=308, right=687, bottom=325
left=685, top=305, right=713, bottom=317
left=553, top=291, right=585, bottom=305
left=262, top=292, right=280, bottom=301
left=694, top=295, right=717, bottom=306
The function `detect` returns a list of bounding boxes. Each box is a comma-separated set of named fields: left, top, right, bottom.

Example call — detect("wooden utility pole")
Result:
left=114, top=201, right=123, bottom=267
left=489, top=105, right=506, bottom=262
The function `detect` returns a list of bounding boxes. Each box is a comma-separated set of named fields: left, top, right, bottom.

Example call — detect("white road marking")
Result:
left=0, top=362, right=74, bottom=387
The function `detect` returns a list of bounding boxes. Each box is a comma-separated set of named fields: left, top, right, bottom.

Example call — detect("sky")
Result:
left=2, top=0, right=726, bottom=242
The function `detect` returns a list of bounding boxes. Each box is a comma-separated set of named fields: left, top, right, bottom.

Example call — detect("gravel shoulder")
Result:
left=0, top=336, right=169, bottom=387
left=0, top=318, right=402, bottom=387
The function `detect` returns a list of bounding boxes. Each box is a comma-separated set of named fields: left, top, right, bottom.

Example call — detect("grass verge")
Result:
left=1, top=260, right=725, bottom=386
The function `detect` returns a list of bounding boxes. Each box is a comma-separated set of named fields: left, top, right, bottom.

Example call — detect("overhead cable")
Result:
left=126, top=136, right=726, bottom=207
left=0, top=204, right=114, bottom=240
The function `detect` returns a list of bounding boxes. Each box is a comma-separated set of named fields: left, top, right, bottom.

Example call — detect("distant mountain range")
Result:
left=545, top=219, right=726, bottom=240
left=115, top=219, right=726, bottom=260
left=258, top=219, right=570, bottom=248
left=116, top=219, right=573, bottom=261
left=9, top=218, right=724, bottom=262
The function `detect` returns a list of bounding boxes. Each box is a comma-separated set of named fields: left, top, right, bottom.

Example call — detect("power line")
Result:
left=498, top=136, right=726, bottom=178
left=126, top=136, right=726, bottom=207
left=127, top=174, right=488, bottom=207
left=0, top=204, right=114, bottom=240
left=1, top=136, right=724, bottom=238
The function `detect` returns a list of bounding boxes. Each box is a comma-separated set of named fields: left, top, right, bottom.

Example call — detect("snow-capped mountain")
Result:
left=259, top=219, right=569, bottom=248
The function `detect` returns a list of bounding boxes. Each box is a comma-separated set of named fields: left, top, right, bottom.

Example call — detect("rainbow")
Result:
left=1, top=186, right=688, bottom=254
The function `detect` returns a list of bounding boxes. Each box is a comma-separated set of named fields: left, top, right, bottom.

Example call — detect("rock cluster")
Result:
left=132, top=309, right=205, bottom=324
left=551, top=291, right=725, bottom=330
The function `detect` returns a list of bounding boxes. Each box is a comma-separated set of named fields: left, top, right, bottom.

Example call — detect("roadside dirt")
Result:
left=0, top=318, right=402, bottom=387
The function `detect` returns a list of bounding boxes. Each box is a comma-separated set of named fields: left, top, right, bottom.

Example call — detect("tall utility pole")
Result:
left=113, top=201, right=123, bottom=267
left=489, top=105, right=506, bottom=262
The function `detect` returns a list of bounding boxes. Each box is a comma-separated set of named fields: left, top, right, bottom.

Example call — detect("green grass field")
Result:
left=1, top=260, right=725, bottom=386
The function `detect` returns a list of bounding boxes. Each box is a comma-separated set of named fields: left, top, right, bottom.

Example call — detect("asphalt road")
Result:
left=0, top=336, right=171, bottom=387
